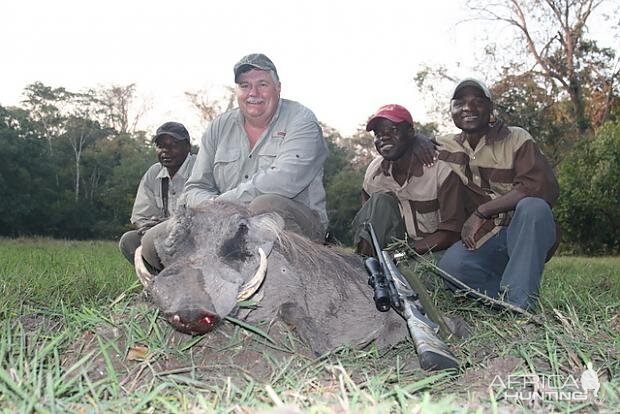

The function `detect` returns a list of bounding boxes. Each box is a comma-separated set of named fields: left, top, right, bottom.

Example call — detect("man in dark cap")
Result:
left=437, top=78, right=559, bottom=310
left=118, top=121, right=195, bottom=265
left=139, top=53, right=328, bottom=271
left=352, top=104, right=470, bottom=257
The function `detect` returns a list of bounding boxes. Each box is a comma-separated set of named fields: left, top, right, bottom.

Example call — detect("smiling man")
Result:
left=352, top=104, right=471, bottom=257
left=118, top=121, right=195, bottom=265
left=437, top=78, right=559, bottom=310
left=139, top=53, right=328, bottom=271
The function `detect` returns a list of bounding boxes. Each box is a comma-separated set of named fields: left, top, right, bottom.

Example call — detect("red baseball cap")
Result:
left=366, top=104, right=414, bottom=132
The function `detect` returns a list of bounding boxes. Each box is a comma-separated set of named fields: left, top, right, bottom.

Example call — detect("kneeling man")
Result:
left=437, top=79, right=559, bottom=310
left=353, top=104, right=470, bottom=257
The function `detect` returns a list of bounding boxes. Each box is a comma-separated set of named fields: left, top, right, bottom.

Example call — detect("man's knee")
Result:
left=140, top=221, right=169, bottom=271
left=367, top=192, right=399, bottom=211
left=248, top=194, right=289, bottom=212
left=249, top=194, right=323, bottom=242
left=438, top=241, right=465, bottom=276
left=515, top=197, right=553, bottom=222
left=119, top=230, right=141, bottom=264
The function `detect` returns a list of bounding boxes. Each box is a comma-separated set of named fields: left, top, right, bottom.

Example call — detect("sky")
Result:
left=1, top=0, right=617, bottom=140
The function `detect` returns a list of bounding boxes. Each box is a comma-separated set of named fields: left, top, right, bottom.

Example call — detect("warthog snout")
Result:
left=167, top=309, right=220, bottom=335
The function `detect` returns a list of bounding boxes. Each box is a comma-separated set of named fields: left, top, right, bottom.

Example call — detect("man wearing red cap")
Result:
left=352, top=104, right=471, bottom=257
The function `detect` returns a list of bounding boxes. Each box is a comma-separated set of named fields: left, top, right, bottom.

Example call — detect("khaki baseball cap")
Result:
left=452, top=78, right=492, bottom=101
left=233, top=53, right=279, bottom=83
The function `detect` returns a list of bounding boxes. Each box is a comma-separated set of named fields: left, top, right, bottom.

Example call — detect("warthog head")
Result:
left=135, top=202, right=283, bottom=335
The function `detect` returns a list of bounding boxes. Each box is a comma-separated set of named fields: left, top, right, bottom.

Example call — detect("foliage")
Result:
left=0, top=82, right=156, bottom=240
left=0, top=107, right=57, bottom=236
left=326, top=169, right=365, bottom=245
left=490, top=70, right=577, bottom=166
left=555, top=120, right=620, bottom=253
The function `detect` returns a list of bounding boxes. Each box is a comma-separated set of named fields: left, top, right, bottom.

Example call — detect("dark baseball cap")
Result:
left=234, top=53, right=279, bottom=83
left=366, top=104, right=414, bottom=132
left=152, top=121, right=190, bottom=143
left=452, top=78, right=492, bottom=101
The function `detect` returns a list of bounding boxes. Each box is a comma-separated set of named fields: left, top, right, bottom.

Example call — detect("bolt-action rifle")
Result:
left=364, top=222, right=459, bottom=371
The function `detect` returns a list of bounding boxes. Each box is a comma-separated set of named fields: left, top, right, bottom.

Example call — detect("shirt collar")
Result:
left=156, top=153, right=194, bottom=180
left=375, top=152, right=423, bottom=181
left=455, top=120, right=511, bottom=146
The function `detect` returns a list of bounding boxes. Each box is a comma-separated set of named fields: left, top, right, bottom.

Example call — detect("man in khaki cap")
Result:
left=437, top=78, right=559, bottom=310
left=140, top=53, right=328, bottom=271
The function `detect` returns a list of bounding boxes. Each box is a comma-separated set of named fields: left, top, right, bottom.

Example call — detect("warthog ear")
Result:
left=246, top=212, right=284, bottom=257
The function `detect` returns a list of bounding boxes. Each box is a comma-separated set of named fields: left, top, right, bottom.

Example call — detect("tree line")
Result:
left=1, top=0, right=618, bottom=253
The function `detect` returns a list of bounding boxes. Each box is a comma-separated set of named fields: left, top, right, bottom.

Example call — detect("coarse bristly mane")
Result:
left=252, top=216, right=363, bottom=285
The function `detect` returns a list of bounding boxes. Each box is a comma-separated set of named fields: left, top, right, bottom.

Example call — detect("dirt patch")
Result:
left=16, top=313, right=61, bottom=333
left=456, top=356, right=522, bottom=395
left=60, top=312, right=326, bottom=391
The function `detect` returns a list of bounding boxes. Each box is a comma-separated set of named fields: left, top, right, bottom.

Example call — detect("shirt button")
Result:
left=244, top=175, right=249, bottom=179
left=249, top=155, right=252, bottom=158
left=472, top=156, right=476, bottom=160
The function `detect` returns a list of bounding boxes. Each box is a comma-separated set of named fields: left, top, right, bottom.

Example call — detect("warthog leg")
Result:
left=278, top=302, right=332, bottom=356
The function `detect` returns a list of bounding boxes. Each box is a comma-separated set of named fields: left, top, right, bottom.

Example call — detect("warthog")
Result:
left=135, top=201, right=408, bottom=355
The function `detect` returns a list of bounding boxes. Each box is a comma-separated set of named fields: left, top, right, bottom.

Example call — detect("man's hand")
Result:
left=412, top=133, right=438, bottom=167
left=461, top=213, right=487, bottom=250
left=136, top=216, right=164, bottom=236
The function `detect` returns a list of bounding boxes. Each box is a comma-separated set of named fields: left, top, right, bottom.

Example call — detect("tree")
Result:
left=21, top=82, right=72, bottom=153
left=466, top=0, right=620, bottom=133
left=0, top=106, right=58, bottom=236
left=490, top=70, right=574, bottom=165
left=185, top=87, right=235, bottom=128
left=62, top=90, right=113, bottom=203
left=98, top=84, right=146, bottom=134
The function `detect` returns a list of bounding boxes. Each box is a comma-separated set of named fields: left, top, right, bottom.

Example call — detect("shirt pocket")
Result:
left=213, top=147, right=241, bottom=187
left=257, top=137, right=283, bottom=170
left=415, top=211, right=439, bottom=235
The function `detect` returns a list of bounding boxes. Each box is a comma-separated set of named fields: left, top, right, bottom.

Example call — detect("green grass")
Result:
left=0, top=238, right=618, bottom=412
left=0, top=237, right=137, bottom=314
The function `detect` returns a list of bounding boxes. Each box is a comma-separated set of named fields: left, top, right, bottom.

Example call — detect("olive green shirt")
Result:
left=183, top=99, right=328, bottom=226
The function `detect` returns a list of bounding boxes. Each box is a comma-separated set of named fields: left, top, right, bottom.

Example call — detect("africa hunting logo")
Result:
left=489, top=362, right=601, bottom=402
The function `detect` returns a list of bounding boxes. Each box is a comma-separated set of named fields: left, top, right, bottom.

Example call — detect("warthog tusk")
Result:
left=134, top=246, right=153, bottom=287
left=237, top=247, right=268, bottom=301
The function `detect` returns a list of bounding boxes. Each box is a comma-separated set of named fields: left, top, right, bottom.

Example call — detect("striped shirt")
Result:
left=437, top=122, right=559, bottom=247
left=362, top=156, right=470, bottom=240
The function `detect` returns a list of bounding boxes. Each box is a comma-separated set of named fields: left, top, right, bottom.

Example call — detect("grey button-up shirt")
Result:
left=131, top=154, right=196, bottom=227
left=183, top=99, right=328, bottom=226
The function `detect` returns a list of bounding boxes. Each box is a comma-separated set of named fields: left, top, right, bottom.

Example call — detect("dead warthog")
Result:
left=135, top=201, right=407, bottom=355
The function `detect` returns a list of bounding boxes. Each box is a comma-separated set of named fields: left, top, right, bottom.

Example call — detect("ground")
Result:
left=0, top=239, right=618, bottom=412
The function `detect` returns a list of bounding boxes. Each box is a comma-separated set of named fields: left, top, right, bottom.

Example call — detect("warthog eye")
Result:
left=219, top=221, right=251, bottom=263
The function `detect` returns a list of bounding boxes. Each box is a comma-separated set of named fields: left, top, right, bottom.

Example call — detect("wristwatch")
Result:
left=473, top=208, right=492, bottom=220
